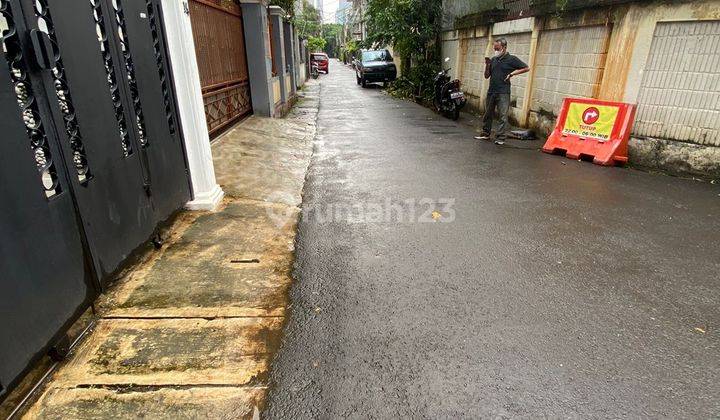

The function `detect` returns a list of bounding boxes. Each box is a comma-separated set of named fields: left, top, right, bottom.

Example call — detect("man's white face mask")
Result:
left=493, top=50, right=502, bottom=58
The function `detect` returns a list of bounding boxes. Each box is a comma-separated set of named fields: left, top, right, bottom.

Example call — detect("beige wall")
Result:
left=285, top=73, right=293, bottom=97
left=440, top=31, right=460, bottom=80
left=272, top=77, right=281, bottom=105
left=462, top=37, right=489, bottom=97
left=531, top=25, right=610, bottom=115
left=457, top=30, right=490, bottom=111
left=386, top=45, right=403, bottom=77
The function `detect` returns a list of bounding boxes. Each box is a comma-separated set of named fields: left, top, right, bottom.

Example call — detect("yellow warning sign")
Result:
left=562, top=103, right=619, bottom=141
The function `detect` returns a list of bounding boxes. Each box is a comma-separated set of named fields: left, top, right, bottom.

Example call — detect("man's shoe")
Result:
left=474, top=132, right=491, bottom=140
left=494, top=139, right=505, bottom=145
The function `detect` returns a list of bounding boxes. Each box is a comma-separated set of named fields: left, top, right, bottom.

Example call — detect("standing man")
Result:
left=474, top=38, right=530, bottom=145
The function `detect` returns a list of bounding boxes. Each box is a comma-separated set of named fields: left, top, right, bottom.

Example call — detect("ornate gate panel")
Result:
left=0, top=0, right=95, bottom=396
left=189, top=0, right=252, bottom=138
left=27, top=0, right=193, bottom=279
left=114, top=0, right=193, bottom=220
left=0, top=0, right=190, bottom=398
left=33, top=0, right=157, bottom=280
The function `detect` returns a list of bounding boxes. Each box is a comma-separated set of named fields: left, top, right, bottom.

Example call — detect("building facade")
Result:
left=346, top=0, right=367, bottom=41
left=336, top=0, right=352, bottom=24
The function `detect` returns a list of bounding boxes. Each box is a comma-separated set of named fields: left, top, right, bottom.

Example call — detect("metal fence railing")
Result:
left=503, top=0, right=532, bottom=20
left=189, top=0, right=253, bottom=137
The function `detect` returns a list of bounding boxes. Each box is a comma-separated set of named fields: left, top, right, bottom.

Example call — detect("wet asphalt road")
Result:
left=265, top=61, right=720, bottom=418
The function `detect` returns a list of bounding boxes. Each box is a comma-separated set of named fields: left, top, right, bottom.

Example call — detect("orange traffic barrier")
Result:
left=542, top=98, right=637, bottom=166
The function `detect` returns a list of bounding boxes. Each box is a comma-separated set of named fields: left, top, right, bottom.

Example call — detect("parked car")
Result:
left=310, top=53, right=329, bottom=74
left=355, top=49, right=397, bottom=88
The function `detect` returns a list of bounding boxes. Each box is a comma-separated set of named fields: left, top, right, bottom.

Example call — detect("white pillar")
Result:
left=160, top=0, right=224, bottom=211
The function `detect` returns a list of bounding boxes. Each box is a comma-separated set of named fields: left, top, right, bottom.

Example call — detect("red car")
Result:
left=310, top=53, right=329, bottom=74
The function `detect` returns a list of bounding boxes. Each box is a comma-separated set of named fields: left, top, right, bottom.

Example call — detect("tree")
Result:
left=307, top=36, right=327, bottom=52
left=363, top=0, right=443, bottom=100
left=321, top=23, right=343, bottom=57
left=294, top=0, right=322, bottom=38
left=340, top=39, right=359, bottom=63
left=364, top=0, right=442, bottom=69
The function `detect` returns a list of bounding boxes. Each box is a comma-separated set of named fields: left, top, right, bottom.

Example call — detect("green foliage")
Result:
left=295, top=0, right=322, bottom=38
left=363, top=0, right=442, bottom=100
left=322, top=23, right=343, bottom=39
left=307, top=36, right=327, bottom=52
left=340, top=39, right=359, bottom=62
left=269, top=0, right=295, bottom=17
left=345, top=40, right=359, bottom=54
left=322, top=23, right=343, bottom=57
left=386, top=61, right=439, bottom=103
left=363, top=0, right=442, bottom=62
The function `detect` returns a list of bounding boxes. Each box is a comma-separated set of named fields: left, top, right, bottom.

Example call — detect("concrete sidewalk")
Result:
left=19, top=83, right=319, bottom=419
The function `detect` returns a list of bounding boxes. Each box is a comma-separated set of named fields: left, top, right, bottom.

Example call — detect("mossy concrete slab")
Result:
left=52, top=318, right=281, bottom=387
left=22, top=387, right=264, bottom=420
left=104, top=199, right=297, bottom=318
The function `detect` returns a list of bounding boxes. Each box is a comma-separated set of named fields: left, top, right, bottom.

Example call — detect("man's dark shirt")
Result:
left=488, top=53, right=527, bottom=95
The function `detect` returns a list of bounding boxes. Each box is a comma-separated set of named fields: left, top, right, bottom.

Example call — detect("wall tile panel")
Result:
left=635, top=21, right=720, bottom=146
left=530, top=25, right=610, bottom=115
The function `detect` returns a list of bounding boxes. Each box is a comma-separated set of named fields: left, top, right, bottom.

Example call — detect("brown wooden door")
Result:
left=189, top=0, right=252, bottom=138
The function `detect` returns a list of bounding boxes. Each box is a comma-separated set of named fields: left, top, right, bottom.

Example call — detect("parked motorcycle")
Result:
left=311, top=62, right=319, bottom=79
left=433, top=57, right=466, bottom=120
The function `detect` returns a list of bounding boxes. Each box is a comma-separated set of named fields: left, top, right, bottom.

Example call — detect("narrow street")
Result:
left=265, top=61, right=720, bottom=418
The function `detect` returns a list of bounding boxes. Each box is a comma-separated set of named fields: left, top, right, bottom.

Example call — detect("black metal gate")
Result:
left=0, top=0, right=190, bottom=398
